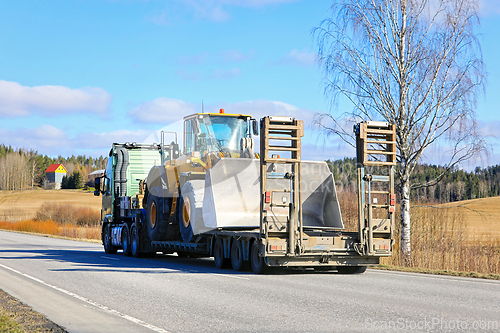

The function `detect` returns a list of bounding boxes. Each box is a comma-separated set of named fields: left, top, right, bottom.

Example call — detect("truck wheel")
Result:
left=103, top=224, right=117, bottom=254
left=122, top=224, right=131, bottom=256
left=336, top=266, right=367, bottom=274
left=131, top=224, right=141, bottom=258
left=146, top=193, right=168, bottom=241
left=250, top=240, right=268, bottom=274
left=213, top=237, right=230, bottom=269
left=231, top=239, right=246, bottom=271
left=179, top=180, right=204, bottom=243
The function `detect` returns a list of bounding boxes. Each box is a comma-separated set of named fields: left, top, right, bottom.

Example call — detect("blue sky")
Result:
left=0, top=0, right=499, bottom=168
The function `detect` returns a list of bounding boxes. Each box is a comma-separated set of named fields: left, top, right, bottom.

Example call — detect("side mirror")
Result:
left=251, top=119, right=259, bottom=136
left=94, top=177, right=101, bottom=196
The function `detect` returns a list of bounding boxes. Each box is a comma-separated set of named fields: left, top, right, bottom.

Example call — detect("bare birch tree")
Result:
left=313, top=0, right=485, bottom=263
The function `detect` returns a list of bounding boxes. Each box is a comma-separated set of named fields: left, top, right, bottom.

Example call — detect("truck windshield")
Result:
left=200, top=116, right=248, bottom=152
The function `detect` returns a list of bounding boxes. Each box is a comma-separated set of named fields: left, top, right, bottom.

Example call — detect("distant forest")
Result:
left=1, top=143, right=499, bottom=203
left=327, top=158, right=500, bottom=203
left=0, top=144, right=107, bottom=190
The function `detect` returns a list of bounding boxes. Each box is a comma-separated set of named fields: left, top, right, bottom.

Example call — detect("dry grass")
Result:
left=35, top=202, right=100, bottom=226
left=0, top=220, right=100, bottom=241
left=0, top=189, right=101, bottom=222
left=0, top=189, right=101, bottom=241
left=338, top=192, right=500, bottom=275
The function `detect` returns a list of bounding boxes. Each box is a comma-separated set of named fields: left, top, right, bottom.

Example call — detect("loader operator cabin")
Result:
left=44, top=164, right=67, bottom=190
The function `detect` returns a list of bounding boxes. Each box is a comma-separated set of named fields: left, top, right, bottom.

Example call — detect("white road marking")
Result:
left=101, top=256, right=120, bottom=261
left=369, top=269, right=500, bottom=285
left=212, top=273, right=250, bottom=280
left=0, top=263, right=171, bottom=333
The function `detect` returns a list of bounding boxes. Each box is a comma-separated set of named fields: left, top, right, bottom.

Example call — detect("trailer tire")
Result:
left=131, top=224, right=142, bottom=258
left=213, top=237, right=230, bottom=269
left=103, top=223, right=117, bottom=255
left=231, top=239, right=246, bottom=271
left=336, top=266, right=367, bottom=274
left=179, top=180, right=204, bottom=243
left=122, top=224, right=131, bottom=256
left=146, top=193, right=169, bottom=241
left=250, top=240, right=268, bottom=274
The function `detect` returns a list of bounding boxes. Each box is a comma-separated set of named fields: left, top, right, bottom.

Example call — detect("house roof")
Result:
left=45, top=164, right=67, bottom=173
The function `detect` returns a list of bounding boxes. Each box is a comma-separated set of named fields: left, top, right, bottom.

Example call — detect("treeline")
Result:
left=326, top=158, right=500, bottom=203
left=0, top=144, right=107, bottom=190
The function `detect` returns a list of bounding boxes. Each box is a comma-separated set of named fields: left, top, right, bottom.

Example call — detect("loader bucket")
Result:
left=201, top=159, right=344, bottom=233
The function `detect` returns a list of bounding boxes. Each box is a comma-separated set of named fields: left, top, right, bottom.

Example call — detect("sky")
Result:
left=0, top=0, right=499, bottom=168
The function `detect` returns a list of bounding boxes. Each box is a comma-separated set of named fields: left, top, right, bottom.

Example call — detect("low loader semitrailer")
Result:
left=95, top=113, right=396, bottom=273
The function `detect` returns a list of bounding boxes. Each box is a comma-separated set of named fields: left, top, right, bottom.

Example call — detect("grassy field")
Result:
left=437, top=196, right=500, bottom=242
left=0, top=189, right=101, bottom=222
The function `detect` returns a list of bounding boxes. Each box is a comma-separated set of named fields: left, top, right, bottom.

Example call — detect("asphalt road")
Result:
left=0, top=230, right=498, bottom=333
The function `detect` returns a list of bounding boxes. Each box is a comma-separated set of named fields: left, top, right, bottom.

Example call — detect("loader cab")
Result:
left=183, top=111, right=258, bottom=158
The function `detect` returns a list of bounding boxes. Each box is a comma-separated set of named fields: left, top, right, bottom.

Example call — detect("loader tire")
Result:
left=146, top=193, right=169, bottom=241
left=179, top=180, right=204, bottom=243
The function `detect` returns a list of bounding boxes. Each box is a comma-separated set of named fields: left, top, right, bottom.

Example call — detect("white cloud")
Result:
left=211, top=67, right=241, bottom=79
left=128, top=97, right=198, bottom=123
left=179, top=0, right=299, bottom=21
left=0, top=125, right=70, bottom=155
left=278, top=49, right=317, bottom=67
left=0, top=80, right=112, bottom=118
left=479, top=0, right=500, bottom=16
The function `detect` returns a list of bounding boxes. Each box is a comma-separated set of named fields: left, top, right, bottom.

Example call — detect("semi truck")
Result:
left=95, top=111, right=396, bottom=273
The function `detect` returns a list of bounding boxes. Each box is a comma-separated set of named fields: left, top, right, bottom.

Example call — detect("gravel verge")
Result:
left=0, top=289, right=67, bottom=332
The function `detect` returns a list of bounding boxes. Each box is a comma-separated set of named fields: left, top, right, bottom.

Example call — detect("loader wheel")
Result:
left=213, top=237, right=230, bottom=269
left=131, top=224, right=141, bottom=258
left=103, top=224, right=117, bottom=255
left=121, top=224, right=131, bottom=257
left=179, top=180, right=204, bottom=243
left=231, top=239, right=246, bottom=271
left=146, top=193, right=168, bottom=241
left=250, top=240, right=269, bottom=274
left=336, top=266, right=367, bottom=274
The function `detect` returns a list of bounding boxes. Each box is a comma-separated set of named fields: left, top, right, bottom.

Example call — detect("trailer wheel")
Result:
left=250, top=240, right=268, bottom=274
left=131, top=224, right=141, bottom=258
left=179, top=180, right=204, bottom=243
left=103, top=223, right=117, bottom=254
left=122, top=224, right=131, bottom=256
left=231, top=239, right=246, bottom=271
left=213, top=238, right=230, bottom=269
left=336, top=266, right=367, bottom=274
left=146, top=193, right=169, bottom=241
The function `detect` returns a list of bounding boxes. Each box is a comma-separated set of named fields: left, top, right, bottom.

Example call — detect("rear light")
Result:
left=265, top=191, right=271, bottom=203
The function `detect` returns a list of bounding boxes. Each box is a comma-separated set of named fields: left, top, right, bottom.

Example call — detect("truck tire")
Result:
left=336, top=266, right=367, bottom=274
left=103, top=224, right=117, bottom=255
left=179, top=180, right=204, bottom=243
left=146, top=193, right=169, bottom=241
left=213, top=237, right=230, bottom=269
left=131, top=224, right=141, bottom=258
left=231, top=239, right=246, bottom=271
left=122, top=224, right=131, bottom=256
left=250, top=240, right=269, bottom=274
